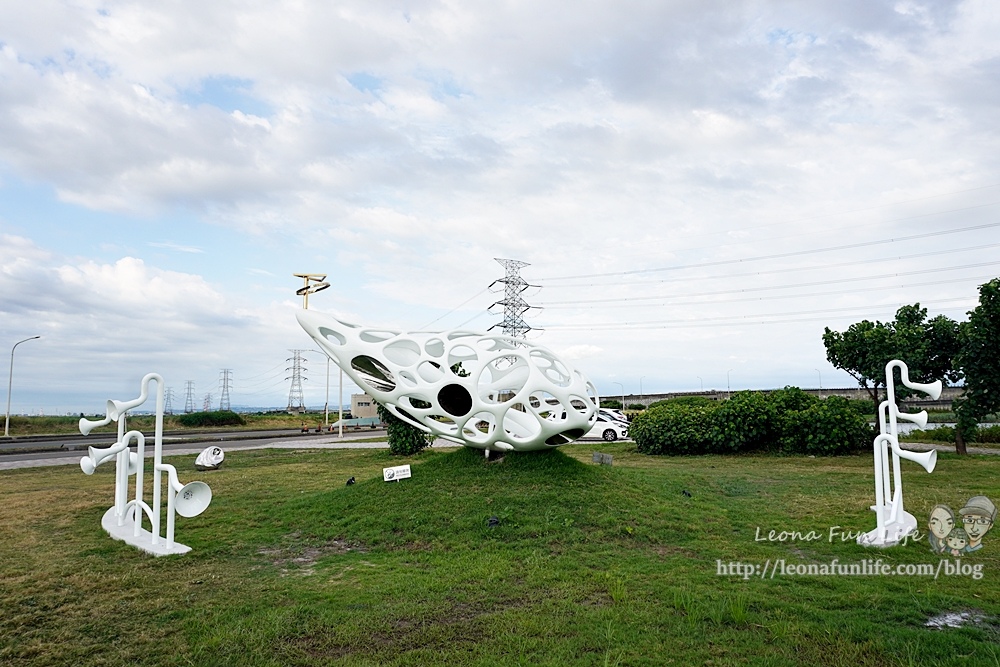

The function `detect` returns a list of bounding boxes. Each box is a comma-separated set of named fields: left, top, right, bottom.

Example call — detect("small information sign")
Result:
left=383, top=464, right=412, bottom=482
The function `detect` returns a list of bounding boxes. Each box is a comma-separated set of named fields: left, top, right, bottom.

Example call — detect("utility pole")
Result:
left=164, top=387, right=175, bottom=415
left=286, top=350, right=307, bottom=413
left=219, top=369, right=233, bottom=411
left=184, top=381, right=196, bottom=414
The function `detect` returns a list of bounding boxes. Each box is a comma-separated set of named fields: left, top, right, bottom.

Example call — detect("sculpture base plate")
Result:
left=101, top=507, right=191, bottom=556
left=857, top=509, right=918, bottom=547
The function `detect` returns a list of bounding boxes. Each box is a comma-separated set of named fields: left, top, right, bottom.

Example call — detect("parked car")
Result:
left=600, top=408, right=628, bottom=423
left=587, top=414, right=628, bottom=441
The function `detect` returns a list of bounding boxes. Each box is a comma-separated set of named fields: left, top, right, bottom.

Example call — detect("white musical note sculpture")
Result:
left=79, top=373, right=212, bottom=556
left=296, top=309, right=599, bottom=453
left=858, top=360, right=940, bottom=547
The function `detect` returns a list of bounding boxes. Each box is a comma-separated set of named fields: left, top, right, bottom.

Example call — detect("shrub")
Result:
left=780, top=396, right=871, bottom=456
left=376, top=403, right=432, bottom=456
left=177, top=411, right=245, bottom=427
left=630, top=403, right=717, bottom=455
left=901, top=425, right=956, bottom=443
left=768, top=386, right=818, bottom=413
left=601, top=399, right=623, bottom=409
left=975, top=425, right=1000, bottom=444
left=709, top=391, right=778, bottom=453
left=627, top=403, right=647, bottom=411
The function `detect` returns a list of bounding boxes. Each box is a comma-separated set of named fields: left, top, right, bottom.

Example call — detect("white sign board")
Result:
left=383, top=464, right=412, bottom=482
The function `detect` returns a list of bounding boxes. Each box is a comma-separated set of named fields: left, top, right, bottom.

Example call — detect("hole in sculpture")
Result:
left=502, top=403, right=541, bottom=440
left=447, top=331, right=478, bottom=340
left=383, top=339, right=421, bottom=366
left=462, top=411, right=496, bottom=441
left=529, top=349, right=572, bottom=387
left=399, top=371, right=418, bottom=387
left=350, top=355, right=396, bottom=392
left=438, top=384, right=473, bottom=417
left=585, top=382, right=598, bottom=404
left=546, top=428, right=586, bottom=446
left=417, top=360, right=444, bottom=383
left=359, top=329, right=398, bottom=343
left=393, top=406, right=424, bottom=429
left=425, top=338, right=445, bottom=357
left=478, top=357, right=529, bottom=404
left=427, top=415, right=458, bottom=434
left=319, top=327, right=346, bottom=346
left=448, top=345, right=478, bottom=368
left=529, top=391, right=563, bottom=419
left=569, top=396, right=589, bottom=414
left=403, top=396, right=432, bottom=410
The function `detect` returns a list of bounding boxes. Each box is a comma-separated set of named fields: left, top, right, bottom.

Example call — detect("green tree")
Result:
left=376, top=403, right=433, bottom=455
left=954, top=278, right=1000, bottom=455
left=822, top=304, right=961, bottom=416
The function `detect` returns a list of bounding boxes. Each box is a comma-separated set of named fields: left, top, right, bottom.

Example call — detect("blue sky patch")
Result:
left=179, top=75, right=271, bottom=117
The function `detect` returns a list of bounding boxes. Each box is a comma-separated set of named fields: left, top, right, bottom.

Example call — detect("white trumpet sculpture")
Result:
left=296, top=309, right=599, bottom=452
left=858, top=360, right=940, bottom=547
left=79, top=373, right=212, bottom=556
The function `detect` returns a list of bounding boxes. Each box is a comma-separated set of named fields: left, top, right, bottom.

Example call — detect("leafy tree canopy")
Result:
left=822, top=304, right=962, bottom=414
left=954, top=278, right=1000, bottom=449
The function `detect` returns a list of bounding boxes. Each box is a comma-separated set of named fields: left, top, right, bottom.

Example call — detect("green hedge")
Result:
left=177, top=411, right=245, bottom=427
left=631, top=389, right=871, bottom=457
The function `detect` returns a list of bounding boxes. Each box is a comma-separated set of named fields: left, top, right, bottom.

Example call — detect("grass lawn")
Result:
left=2, top=444, right=999, bottom=666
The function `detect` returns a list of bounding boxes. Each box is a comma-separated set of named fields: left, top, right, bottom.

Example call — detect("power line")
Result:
left=536, top=220, right=1000, bottom=281
left=539, top=241, right=1000, bottom=290
left=419, top=288, right=489, bottom=330
left=539, top=296, right=977, bottom=330
left=536, top=260, right=1000, bottom=307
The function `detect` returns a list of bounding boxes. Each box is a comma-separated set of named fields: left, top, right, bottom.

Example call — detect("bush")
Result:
left=901, top=425, right=956, bottom=443
left=768, top=386, right=818, bottom=413
left=631, top=403, right=717, bottom=455
left=177, top=411, right=245, bottom=427
left=600, top=399, right=623, bottom=409
left=633, top=388, right=870, bottom=457
left=780, top=397, right=871, bottom=456
left=376, top=403, right=432, bottom=455
left=709, top=391, right=778, bottom=453
left=974, top=425, right=1000, bottom=444
left=627, top=403, right=647, bottom=411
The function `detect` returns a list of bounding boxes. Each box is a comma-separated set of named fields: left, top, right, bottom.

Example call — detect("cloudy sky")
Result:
left=2, top=0, right=999, bottom=415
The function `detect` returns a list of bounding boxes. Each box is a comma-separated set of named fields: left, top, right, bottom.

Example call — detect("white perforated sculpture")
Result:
left=296, top=310, right=599, bottom=452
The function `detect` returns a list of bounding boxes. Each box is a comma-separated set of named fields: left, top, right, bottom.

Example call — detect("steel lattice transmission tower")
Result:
left=202, top=393, right=213, bottom=412
left=164, top=387, right=175, bottom=415
left=218, top=369, right=233, bottom=411
left=286, top=350, right=308, bottom=413
left=184, top=381, right=196, bottom=414
left=488, top=258, right=538, bottom=341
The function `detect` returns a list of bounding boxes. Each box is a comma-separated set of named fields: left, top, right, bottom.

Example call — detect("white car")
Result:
left=587, top=413, right=629, bottom=441
left=600, top=408, right=628, bottom=423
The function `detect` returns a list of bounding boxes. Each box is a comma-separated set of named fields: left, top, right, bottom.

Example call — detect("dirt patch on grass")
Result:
left=259, top=533, right=369, bottom=575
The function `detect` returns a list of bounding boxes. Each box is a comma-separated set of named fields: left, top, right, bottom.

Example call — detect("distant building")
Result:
left=351, top=393, right=379, bottom=419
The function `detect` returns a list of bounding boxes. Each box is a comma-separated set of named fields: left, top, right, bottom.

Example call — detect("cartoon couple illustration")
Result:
left=928, top=496, right=996, bottom=556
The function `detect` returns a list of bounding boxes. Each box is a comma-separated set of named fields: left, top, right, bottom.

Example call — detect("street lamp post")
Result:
left=726, top=369, right=733, bottom=400
left=697, top=376, right=703, bottom=392
left=5, top=335, right=40, bottom=438
left=639, top=376, right=645, bottom=408
left=815, top=369, right=823, bottom=400
left=612, top=381, right=624, bottom=411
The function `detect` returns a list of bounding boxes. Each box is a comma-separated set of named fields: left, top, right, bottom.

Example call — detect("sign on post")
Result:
left=383, top=464, right=412, bottom=482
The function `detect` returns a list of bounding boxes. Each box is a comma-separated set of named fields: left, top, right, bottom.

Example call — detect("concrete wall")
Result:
left=351, top=393, right=379, bottom=419
left=615, top=386, right=963, bottom=410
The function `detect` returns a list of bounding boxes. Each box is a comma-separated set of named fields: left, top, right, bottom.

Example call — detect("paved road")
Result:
left=0, top=432, right=473, bottom=471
